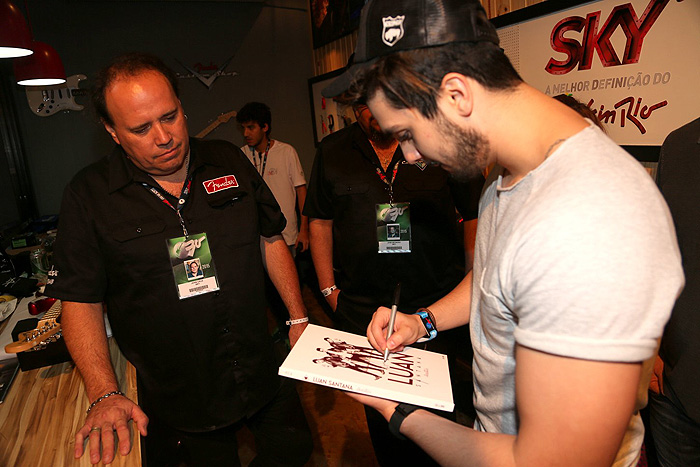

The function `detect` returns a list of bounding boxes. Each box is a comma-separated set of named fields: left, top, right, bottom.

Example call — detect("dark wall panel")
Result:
left=8, top=0, right=314, bottom=217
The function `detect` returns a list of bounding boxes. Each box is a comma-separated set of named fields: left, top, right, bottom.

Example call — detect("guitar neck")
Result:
left=196, top=120, right=222, bottom=138
left=196, top=110, right=237, bottom=139
left=39, top=300, right=62, bottom=324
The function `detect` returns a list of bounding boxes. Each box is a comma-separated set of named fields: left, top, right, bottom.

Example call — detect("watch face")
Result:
left=417, top=311, right=435, bottom=338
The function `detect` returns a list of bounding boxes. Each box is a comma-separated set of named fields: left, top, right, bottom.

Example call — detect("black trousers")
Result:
left=142, top=379, right=313, bottom=467
left=649, top=390, right=700, bottom=467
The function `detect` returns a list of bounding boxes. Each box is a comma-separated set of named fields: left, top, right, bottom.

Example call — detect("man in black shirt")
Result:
left=305, top=102, right=481, bottom=333
left=46, top=53, right=312, bottom=466
left=651, top=116, right=700, bottom=466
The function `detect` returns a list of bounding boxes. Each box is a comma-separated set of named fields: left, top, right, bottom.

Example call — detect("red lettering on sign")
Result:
left=588, top=96, right=668, bottom=135
left=546, top=0, right=673, bottom=75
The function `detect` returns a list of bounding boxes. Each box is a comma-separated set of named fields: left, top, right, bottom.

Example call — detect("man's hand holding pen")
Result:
left=383, top=283, right=402, bottom=361
left=366, top=308, right=427, bottom=356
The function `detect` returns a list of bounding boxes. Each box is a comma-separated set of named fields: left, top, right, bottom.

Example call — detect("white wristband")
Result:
left=286, top=317, right=309, bottom=326
left=321, top=285, right=337, bottom=297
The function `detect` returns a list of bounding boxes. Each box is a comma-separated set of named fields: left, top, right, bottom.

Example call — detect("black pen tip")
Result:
left=393, top=282, right=402, bottom=305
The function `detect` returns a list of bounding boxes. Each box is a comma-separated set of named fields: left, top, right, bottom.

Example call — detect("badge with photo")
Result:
left=375, top=202, right=412, bottom=253
left=166, top=232, right=220, bottom=299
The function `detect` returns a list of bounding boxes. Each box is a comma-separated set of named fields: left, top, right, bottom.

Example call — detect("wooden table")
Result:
left=0, top=336, right=141, bottom=466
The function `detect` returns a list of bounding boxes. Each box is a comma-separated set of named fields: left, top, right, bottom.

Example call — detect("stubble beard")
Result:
left=437, top=112, right=489, bottom=182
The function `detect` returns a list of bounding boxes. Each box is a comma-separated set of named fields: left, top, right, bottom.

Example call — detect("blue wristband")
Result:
left=415, top=309, right=437, bottom=342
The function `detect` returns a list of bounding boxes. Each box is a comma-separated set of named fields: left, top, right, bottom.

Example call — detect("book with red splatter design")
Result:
left=279, top=324, right=454, bottom=411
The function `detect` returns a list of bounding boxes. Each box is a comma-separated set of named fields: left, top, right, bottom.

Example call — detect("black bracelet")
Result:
left=388, top=403, right=420, bottom=440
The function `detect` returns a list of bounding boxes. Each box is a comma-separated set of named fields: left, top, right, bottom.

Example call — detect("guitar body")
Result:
left=25, top=74, right=88, bottom=117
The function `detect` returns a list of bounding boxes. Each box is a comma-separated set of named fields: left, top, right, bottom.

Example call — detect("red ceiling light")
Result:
left=13, top=41, right=66, bottom=86
left=0, top=0, right=33, bottom=58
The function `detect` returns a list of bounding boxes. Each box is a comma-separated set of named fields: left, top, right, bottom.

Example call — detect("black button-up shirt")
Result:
left=46, top=138, right=286, bottom=431
left=656, top=117, right=700, bottom=424
left=304, top=124, right=483, bottom=331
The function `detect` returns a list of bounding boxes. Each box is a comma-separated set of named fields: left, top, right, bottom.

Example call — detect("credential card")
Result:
left=376, top=202, right=412, bottom=253
left=166, top=232, right=220, bottom=299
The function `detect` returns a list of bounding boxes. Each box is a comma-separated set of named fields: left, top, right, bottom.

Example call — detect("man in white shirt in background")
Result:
left=238, top=102, right=309, bottom=342
left=237, top=101, right=309, bottom=255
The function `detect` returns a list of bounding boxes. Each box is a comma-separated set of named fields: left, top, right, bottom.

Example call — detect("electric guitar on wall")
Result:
left=25, top=74, right=88, bottom=117
left=196, top=110, right=237, bottom=138
left=4, top=299, right=62, bottom=353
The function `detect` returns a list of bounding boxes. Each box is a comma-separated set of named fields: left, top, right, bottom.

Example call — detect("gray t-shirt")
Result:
left=471, top=124, right=683, bottom=466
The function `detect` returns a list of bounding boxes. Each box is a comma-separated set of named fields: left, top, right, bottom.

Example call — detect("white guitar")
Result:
left=25, top=74, right=88, bottom=117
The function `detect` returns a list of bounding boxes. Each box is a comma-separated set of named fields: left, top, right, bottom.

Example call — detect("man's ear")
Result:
left=262, top=123, right=269, bottom=134
left=103, top=121, right=120, bottom=145
left=440, top=73, right=474, bottom=118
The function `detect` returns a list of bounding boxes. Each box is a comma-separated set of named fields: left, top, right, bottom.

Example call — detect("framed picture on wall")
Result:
left=310, top=0, right=364, bottom=49
left=308, top=69, right=357, bottom=146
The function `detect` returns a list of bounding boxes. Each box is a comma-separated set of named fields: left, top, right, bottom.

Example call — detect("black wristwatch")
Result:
left=388, top=403, right=420, bottom=440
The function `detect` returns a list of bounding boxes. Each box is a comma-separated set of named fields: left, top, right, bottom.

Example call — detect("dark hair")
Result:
left=92, top=53, right=179, bottom=126
left=553, top=94, right=606, bottom=132
left=351, top=41, right=522, bottom=119
left=236, top=102, right=272, bottom=136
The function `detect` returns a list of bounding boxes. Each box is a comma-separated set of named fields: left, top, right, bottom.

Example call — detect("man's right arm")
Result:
left=367, top=271, right=473, bottom=353
left=309, top=218, right=340, bottom=311
left=351, top=344, right=642, bottom=466
left=62, top=301, right=148, bottom=465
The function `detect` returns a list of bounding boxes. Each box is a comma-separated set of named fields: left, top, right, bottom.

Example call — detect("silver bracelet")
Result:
left=285, top=317, right=309, bottom=326
left=86, top=390, right=124, bottom=415
left=321, top=285, right=337, bottom=297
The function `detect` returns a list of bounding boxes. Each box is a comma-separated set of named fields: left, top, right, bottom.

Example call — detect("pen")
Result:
left=383, top=282, right=401, bottom=362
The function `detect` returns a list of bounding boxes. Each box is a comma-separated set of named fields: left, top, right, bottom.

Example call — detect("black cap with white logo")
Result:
left=323, top=0, right=500, bottom=98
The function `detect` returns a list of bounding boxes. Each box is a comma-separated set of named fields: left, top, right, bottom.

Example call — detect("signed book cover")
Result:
left=279, top=324, right=454, bottom=411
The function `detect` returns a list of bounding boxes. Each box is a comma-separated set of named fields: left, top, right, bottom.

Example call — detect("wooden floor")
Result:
left=238, top=284, right=475, bottom=466
left=237, top=285, right=379, bottom=466
left=297, top=285, right=381, bottom=466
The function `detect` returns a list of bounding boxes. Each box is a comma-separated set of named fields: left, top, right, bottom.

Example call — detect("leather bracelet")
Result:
left=86, top=390, right=124, bottom=415
left=285, top=317, right=309, bottom=326
left=388, top=403, right=420, bottom=440
left=321, top=285, right=337, bottom=297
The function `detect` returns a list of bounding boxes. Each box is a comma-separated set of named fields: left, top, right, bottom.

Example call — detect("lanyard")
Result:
left=375, top=160, right=401, bottom=205
left=142, top=178, right=193, bottom=237
left=250, top=140, right=271, bottom=177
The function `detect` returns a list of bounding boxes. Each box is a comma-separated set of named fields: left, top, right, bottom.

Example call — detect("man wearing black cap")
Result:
left=330, top=1, right=684, bottom=465
left=305, top=75, right=482, bottom=464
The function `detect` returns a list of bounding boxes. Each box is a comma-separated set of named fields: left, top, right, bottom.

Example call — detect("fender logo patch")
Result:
left=203, top=175, right=238, bottom=194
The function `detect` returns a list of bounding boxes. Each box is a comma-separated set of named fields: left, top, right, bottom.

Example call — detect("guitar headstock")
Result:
left=3, top=300, right=62, bottom=354
left=217, top=110, right=237, bottom=124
